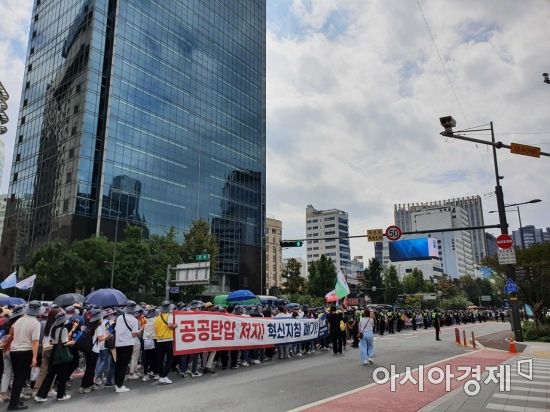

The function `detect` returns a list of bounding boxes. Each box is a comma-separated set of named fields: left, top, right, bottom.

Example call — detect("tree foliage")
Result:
left=402, top=268, right=425, bottom=294
left=383, top=265, right=401, bottom=304
left=281, top=258, right=307, bottom=294
left=363, top=258, right=384, bottom=303
left=307, top=255, right=337, bottom=297
left=24, top=220, right=219, bottom=302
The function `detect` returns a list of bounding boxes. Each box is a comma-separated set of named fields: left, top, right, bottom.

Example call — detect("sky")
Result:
left=1, top=0, right=550, bottom=263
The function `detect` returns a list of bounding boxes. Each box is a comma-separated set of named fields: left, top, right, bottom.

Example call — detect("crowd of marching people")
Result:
left=0, top=299, right=506, bottom=410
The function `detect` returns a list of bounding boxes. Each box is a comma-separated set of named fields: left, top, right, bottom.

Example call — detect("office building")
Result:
left=0, top=81, right=8, bottom=137
left=485, top=232, right=498, bottom=258
left=395, top=202, right=475, bottom=278
left=0, top=1, right=266, bottom=293
left=265, top=218, right=282, bottom=291
left=0, top=139, right=4, bottom=185
left=305, top=205, right=351, bottom=274
left=395, top=196, right=486, bottom=264
left=513, top=225, right=549, bottom=249
left=0, top=194, right=6, bottom=239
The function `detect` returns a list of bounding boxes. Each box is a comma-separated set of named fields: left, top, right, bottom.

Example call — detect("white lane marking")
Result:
left=510, top=379, right=550, bottom=386
left=486, top=403, right=547, bottom=412
left=493, top=393, right=549, bottom=403
left=287, top=350, right=482, bottom=412
left=509, top=386, right=550, bottom=394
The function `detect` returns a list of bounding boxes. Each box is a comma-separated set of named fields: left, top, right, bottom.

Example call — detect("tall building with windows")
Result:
left=265, top=218, right=282, bottom=292
left=395, top=201, right=476, bottom=278
left=305, top=205, right=350, bottom=274
left=0, top=139, right=4, bottom=187
left=0, top=0, right=266, bottom=293
left=395, top=196, right=486, bottom=265
left=513, top=225, right=549, bottom=249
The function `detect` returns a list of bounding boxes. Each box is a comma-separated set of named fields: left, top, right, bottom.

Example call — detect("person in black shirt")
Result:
left=327, top=306, right=343, bottom=355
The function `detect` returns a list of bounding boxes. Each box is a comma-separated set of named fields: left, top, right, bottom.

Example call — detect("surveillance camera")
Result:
left=544, top=73, right=550, bottom=84
left=439, top=116, right=456, bottom=132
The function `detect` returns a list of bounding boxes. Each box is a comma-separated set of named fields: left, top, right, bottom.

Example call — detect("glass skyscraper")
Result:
left=1, top=0, right=266, bottom=294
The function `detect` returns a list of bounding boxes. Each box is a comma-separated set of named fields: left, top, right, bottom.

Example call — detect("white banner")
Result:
left=172, top=311, right=328, bottom=355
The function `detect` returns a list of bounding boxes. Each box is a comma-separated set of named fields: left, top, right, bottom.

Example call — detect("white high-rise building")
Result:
left=395, top=202, right=475, bottom=278
left=0, top=139, right=4, bottom=185
left=306, top=205, right=351, bottom=274
left=395, top=196, right=486, bottom=264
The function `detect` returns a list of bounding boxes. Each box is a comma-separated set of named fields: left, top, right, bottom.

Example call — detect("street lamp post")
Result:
left=489, top=199, right=541, bottom=250
left=439, top=117, right=524, bottom=341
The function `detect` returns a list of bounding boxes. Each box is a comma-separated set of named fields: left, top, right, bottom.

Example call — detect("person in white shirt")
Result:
left=358, top=309, right=375, bottom=365
left=114, top=301, right=139, bottom=393
left=9, top=301, right=43, bottom=410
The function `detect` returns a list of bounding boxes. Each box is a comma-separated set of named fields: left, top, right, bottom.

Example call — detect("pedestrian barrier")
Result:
left=455, top=327, right=460, bottom=345
left=463, top=330, right=467, bottom=347
left=509, top=336, right=517, bottom=353
left=471, top=331, right=476, bottom=348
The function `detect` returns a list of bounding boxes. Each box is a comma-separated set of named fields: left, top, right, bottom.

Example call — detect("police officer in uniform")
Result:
left=422, top=311, right=429, bottom=329
left=386, top=310, right=395, bottom=334
left=378, top=310, right=385, bottom=335
left=433, top=308, right=442, bottom=341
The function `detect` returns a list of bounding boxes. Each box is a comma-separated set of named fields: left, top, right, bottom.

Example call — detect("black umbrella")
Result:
left=53, top=293, right=85, bottom=307
left=85, top=288, right=128, bottom=307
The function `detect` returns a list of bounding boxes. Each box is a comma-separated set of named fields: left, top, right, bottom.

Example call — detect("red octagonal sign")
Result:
left=496, top=234, right=513, bottom=249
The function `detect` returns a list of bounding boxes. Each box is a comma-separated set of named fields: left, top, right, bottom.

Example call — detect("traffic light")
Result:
left=280, top=240, right=303, bottom=248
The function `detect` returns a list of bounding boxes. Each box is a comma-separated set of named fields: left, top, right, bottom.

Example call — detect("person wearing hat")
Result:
left=93, top=310, right=115, bottom=388
left=33, top=308, right=60, bottom=396
left=141, top=309, right=159, bottom=382
left=154, top=301, right=176, bottom=384
left=79, top=309, right=106, bottom=393
left=8, top=301, right=44, bottom=410
left=128, top=308, right=145, bottom=380
left=114, top=301, right=139, bottom=393
left=34, top=311, right=72, bottom=403
left=0, top=306, right=24, bottom=403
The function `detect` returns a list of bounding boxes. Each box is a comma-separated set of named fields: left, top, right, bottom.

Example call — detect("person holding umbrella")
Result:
left=114, top=301, right=139, bottom=393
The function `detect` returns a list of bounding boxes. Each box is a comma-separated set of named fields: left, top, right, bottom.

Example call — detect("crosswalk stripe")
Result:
left=486, top=403, right=548, bottom=412
left=510, top=386, right=550, bottom=394
left=510, top=379, right=549, bottom=386
left=493, top=393, right=548, bottom=402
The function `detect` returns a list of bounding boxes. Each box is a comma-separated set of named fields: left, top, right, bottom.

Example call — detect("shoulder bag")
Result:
left=358, top=318, right=371, bottom=340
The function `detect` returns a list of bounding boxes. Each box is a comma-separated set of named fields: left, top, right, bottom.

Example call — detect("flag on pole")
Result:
left=15, top=274, right=36, bottom=291
left=334, top=270, right=350, bottom=299
left=325, top=289, right=338, bottom=303
left=0, top=272, right=17, bottom=289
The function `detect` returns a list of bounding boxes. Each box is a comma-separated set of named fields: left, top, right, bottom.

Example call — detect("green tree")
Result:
left=458, top=275, right=481, bottom=305
left=114, top=226, right=151, bottom=299
left=402, top=268, right=425, bottom=294
left=439, top=293, right=472, bottom=310
left=70, top=235, right=113, bottom=292
left=147, top=226, right=183, bottom=301
left=307, top=255, right=337, bottom=297
left=281, top=258, right=307, bottom=294
left=363, top=258, right=384, bottom=303
left=180, top=219, right=219, bottom=298
left=24, top=241, right=81, bottom=299
left=435, top=274, right=459, bottom=298
left=383, top=265, right=401, bottom=304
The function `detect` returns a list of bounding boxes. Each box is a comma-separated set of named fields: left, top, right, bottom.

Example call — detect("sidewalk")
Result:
left=421, top=342, right=550, bottom=412
left=294, top=350, right=514, bottom=412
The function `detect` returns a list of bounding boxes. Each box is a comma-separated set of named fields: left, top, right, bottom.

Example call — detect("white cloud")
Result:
left=0, top=0, right=33, bottom=191
left=267, top=0, right=550, bottom=261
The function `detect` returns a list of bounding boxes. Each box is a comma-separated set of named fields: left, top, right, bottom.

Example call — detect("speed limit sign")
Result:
left=385, top=225, right=402, bottom=241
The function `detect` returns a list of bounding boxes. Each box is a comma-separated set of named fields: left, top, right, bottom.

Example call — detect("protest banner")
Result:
left=173, top=311, right=328, bottom=355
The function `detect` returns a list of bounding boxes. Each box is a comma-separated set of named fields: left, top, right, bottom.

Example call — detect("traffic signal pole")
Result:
left=490, top=122, right=523, bottom=341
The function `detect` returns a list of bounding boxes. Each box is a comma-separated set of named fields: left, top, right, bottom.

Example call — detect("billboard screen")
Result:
left=389, top=238, right=438, bottom=262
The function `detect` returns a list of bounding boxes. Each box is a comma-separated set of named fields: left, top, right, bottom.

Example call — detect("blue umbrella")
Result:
left=85, top=288, right=128, bottom=307
left=227, top=289, right=257, bottom=302
left=0, top=297, right=26, bottom=306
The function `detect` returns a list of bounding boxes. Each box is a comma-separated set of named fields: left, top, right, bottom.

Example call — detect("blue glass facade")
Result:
left=1, top=0, right=266, bottom=293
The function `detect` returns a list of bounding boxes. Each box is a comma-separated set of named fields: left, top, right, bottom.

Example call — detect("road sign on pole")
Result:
left=480, top=295, right=491, bottom=302
left=504, top=278, right=518, bottom=294
left=367, top=229, right=384, bottom=242
left=498, top=248, right=517, bottom=265
left=385, top=225, right=402, bottom=241
left=195, top=253, right=210, bottom=262
left=510, top=142, right=541, bottom=158
left=496, top=234, right=513, bottom=249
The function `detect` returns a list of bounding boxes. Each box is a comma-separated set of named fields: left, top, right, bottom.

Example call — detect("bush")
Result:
left=522, top=321, right=550, bottom=342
